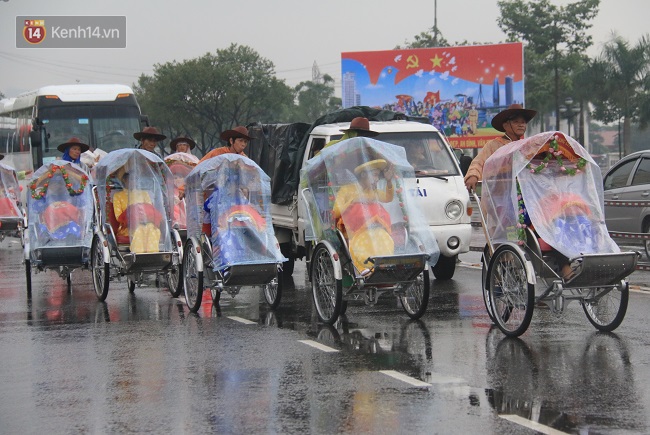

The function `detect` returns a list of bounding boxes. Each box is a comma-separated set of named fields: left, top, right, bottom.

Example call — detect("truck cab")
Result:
left=271, top=119, right=472, bottom=280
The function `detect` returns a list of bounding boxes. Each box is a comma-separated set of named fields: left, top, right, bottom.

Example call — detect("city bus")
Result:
left=0, top=84, right=148, bottom=173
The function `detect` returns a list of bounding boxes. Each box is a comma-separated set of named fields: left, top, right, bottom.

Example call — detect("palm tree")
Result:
left=589, top=34, right=650, bottom=156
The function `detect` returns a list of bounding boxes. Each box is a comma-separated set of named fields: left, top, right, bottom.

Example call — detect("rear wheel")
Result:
left=25, top=259, right=32, bottom=296
left=582, top=281, right=629, bottom=332
left=183, top=238, right=203, bottom=313
left=311, top=244, right=343, bottom=324
left=168, top=262, right=182, bottom=297
left=91, top=235, right=110, bottom=301
left=400, top=269, right=430, bottom=319
left=263, top=268, right=283, bottom=309
left=280, top=243, right=295, bottom=277
left=432, top=254, right=456, bottom=280
left=127, top=276, right=136, bottom=293
left=488, top=245, right=534, bottom=337
left=482, top=244, right=495, bottom=322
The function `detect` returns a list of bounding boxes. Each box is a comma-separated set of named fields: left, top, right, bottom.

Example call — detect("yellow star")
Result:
left=431, top=55, right=443, bottom=69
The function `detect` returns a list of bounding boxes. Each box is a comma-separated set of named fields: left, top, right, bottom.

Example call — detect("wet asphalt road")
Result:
left=2, top=235, right=650, bottom=434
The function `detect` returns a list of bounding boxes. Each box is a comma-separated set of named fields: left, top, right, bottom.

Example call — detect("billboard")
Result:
left=341, top=42, right=524, bottom=149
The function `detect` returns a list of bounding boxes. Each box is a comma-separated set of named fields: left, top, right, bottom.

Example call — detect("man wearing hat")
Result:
left=321, top=117, right=379, bottom=152
left=134, top=126, right=166, bottom=155
left=199, top=126, right=250, bottom=163
left=464, top=104, right=537, bottom=191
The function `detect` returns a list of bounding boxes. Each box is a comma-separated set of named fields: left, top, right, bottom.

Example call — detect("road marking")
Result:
left=500, top=414, right=569, bottom=434
left=379, top=370, right=431, bottom=387
left=228, top=316, right=256, bottom=325
left=298, top=339, right=339, bottom=353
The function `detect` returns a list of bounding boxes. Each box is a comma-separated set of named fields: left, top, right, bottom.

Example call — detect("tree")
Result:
left=134, top=44, right=295, bottom=156
left=497, top=0, right=599, bottom=130
left=588, top=34, right=650, bottom=156
left=293, top=74, right=341, bottom=122
left=396, top=26, right=450, bottom=49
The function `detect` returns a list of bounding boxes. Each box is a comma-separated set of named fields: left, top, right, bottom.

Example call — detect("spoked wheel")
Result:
left=263, top=268, right=283, bottom=309
left=400, top=269, right=430, bottom=319
left=168, top=262, right=182, bottom=297
left=311, top=244, right=343, bottom=325
left=582, top=280, right=629, bottom=332
left=482, top=244, right=495, bottom=322
left=488, top=244, right=534, bottom=337
left=91, top=235, right=110, bottom=301
left=25, top=259, right=32, bottom=296
left=127, top=275, right=136, bottom=293
left=183, top=238, right=203, bottom=313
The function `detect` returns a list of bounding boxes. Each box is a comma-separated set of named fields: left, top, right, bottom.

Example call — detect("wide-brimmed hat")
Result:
left=341, top=117, right=380, bottom=138
left=491, top=104, right=537, bottom=132
left=133, top=126, right=167, bottom=142
left=57, top=137, right=90, bottom=153
left=354, top=159, right=387, bottom=175
left=169, top=136, right=197, bottom=152
left=220, top=126, right=251, bottom=142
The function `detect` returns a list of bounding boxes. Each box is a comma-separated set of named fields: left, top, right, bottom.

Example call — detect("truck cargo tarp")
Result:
left=247, top=106, right=426, bottom=205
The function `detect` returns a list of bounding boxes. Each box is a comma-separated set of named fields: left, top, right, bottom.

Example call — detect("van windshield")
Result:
left=378, top=131, right=459, bottom=176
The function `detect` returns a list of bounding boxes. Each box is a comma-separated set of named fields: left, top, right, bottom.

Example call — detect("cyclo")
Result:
left=0, top=161, right=25, bottom=243
left=301, top=137, right=439, bottom=325
left=91, top=149, right=183, bottom=301
left=477, top=131, right=639, bottom=337
left=24, top=160, right=94, bottom=293
left=182, top=154, right=286, bottom=313
left=164, top=151, right=199, bottom=296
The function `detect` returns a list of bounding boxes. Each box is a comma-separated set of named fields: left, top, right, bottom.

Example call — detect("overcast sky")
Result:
left=1, top=0, right=648, bottom=99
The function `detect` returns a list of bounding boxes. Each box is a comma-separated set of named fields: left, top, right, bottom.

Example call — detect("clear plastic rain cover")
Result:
left=481, top=131, right=619, bottom=259
left=165, top=152, right=199, bottom=229
left=300, top=137, right=440, bottom=273
left=0, top=163, right=22, bottom=220
left=185, top=154, right=286, bottom=271
left=27, top=160, right=93, bottom=250
left=94, top=149, right=174, bottom=253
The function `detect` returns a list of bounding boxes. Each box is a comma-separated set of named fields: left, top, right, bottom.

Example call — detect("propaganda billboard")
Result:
left=341, top=42, right=524, bottom=149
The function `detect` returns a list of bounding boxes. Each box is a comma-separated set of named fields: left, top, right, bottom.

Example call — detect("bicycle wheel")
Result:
left=183, top=238, right=203, bottom=313
left=263, top=268, right=283, bottom=309
left=168, top=262, right=182, bottom=297
left=582, top=280, right=629, bottom=332
left=311, top=244, right=343, bottom=324
left=488, top=244, right=534, bottom=337
left=481, top=244, right=495, bottom=322
left=25, top=259, right=32, bottom=296
left=400, top=269, right=430, bottom=319
left=91, top=235, right=110, bottom=301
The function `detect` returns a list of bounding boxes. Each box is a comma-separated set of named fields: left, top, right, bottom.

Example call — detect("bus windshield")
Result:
left=40, top=105, right=140, bottom=164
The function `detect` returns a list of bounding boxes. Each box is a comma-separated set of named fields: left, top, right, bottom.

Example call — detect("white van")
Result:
left=257, top=119, right=472, bottom=280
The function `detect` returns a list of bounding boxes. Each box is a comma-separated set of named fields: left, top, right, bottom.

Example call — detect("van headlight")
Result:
left=445, top=200, right=463, bottom=220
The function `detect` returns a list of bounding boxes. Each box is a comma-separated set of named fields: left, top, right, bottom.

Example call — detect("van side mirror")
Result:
left=140, top=114, right=150, bottom=127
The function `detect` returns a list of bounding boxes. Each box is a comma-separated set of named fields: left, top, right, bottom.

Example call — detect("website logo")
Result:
left=23, top=19, right=46, bottom=44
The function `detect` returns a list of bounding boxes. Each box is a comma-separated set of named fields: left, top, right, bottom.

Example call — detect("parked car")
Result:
left=602, top=150, right=650, bottom=257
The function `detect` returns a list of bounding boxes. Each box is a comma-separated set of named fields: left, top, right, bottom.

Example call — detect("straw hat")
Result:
left=354, top=159, right=387, bottom=175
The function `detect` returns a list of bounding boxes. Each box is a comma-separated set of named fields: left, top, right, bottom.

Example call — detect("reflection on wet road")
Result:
left=1, top=239, right=650, bottom=433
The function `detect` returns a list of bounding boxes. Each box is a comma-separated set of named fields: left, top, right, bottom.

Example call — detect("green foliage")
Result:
left=134, top=44, right=294, bottom=156
left=497, top=0, right=599, bottom=130
left=396, top=26, right=450, bottom=49
left=293, top=74, right=341, bottom=122
left=589, top=34, right=650, bottom=155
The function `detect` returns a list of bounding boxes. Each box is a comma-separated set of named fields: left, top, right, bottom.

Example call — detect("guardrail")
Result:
left=469, top=197, right=650, bottom=270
